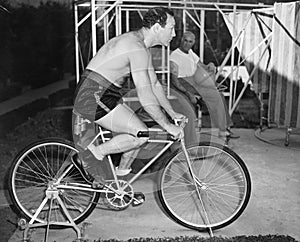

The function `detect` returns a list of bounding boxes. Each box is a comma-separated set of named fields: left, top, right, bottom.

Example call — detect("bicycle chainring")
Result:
left=105, top=180, right=134, bottom=209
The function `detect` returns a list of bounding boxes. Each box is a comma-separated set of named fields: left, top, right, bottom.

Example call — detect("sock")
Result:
left=115, top=167, right=132, bottom=176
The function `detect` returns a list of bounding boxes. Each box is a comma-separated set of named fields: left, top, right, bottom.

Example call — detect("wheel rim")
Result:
left=160, top=145, right=250, bottom=229
left=11, top=141, right=98, bottom=224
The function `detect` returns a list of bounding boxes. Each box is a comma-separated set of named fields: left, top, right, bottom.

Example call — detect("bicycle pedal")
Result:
left=132, top=192, right=145, bottom=207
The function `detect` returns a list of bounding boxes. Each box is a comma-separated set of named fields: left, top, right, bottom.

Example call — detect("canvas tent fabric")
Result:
left=223, top=1, right=300, bottom=128
left=223, top=7, right=273, bottom=94
left=268, top=2, right=300, bottom=128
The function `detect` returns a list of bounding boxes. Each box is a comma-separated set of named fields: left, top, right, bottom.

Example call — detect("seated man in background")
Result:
left=170, top=31, right=239, bottom=139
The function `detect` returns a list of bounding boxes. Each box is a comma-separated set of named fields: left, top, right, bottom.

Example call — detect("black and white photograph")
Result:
left=0, top=0, right=299, bottom=241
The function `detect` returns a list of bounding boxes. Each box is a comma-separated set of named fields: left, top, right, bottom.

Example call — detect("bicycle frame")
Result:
left=57, top=120, right=191, bottom=194
left=57, top=128, right=174, bottom=193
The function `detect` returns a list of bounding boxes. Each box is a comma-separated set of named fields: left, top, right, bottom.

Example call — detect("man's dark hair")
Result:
left=142, top=7, right=174, bottom=28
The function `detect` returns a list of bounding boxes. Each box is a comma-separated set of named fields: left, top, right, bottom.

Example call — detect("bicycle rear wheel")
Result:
left=158, top=142, right=251, bottom=231
left=8, top=138, right=100, bottom=225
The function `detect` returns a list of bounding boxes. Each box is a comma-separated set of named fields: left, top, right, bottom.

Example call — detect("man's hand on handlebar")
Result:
left=166, top=113, right=187, bottom=140
left=165, top=124, right=183, bottom=140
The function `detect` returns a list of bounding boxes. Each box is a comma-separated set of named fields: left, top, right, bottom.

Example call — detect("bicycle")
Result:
left=8, top=118, right=251, bottom=241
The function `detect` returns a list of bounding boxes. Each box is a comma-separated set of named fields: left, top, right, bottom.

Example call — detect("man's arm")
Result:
left=147, top=68, right=177, bottom=119
left=197, top=61, right=216, bottom=75
left=132, top=70, right=170, bottom=127
left=129, top=47, right=180, bottom=133
left=145, top=57, right=185, bottom=120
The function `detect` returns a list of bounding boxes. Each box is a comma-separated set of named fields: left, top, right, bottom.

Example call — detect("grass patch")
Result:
left=84, top=235, right=298, bottom=242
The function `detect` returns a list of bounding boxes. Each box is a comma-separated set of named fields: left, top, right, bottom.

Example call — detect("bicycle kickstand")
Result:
left=19, top=184, right=84, bottom=242
left=207, top=226, right=214, bottom=238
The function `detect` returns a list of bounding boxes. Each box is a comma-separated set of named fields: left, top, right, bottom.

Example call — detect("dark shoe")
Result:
left=71, top=154, right=104, bottom=189
left=218, top=131, right=230, bottom=146
left=226, top=128, right=240, bottom=139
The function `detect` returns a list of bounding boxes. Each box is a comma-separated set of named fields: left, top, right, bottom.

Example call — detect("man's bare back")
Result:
left=87, top=31, right=151, bottom=87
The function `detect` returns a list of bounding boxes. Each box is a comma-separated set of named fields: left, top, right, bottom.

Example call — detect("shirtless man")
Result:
left=73, top=7, right=184, bottom=181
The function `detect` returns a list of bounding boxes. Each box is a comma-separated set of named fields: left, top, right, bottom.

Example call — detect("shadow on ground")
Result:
left=0, top=206, right=19, bottom=241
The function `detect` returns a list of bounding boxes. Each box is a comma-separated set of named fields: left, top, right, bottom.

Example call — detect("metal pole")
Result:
left=126, top=10, right=129, bottom=32
left=229, top=4, right=237, bottom=116
left=183, top=0, right=187, bottom=32
left=91, top=0, right=97, bottom=56
left=167, top=45, right=171, bottom=97
left=199, top=9, right=205, bottom=62
left=74, top=3, right=80, bottom=83
left=118, top=5, right=122, bottom=35
left=162, top=46, right=166, bottom=85
left=104, top=14, right=108, bottom=43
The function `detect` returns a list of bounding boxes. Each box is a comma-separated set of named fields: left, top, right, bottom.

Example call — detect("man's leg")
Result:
left=221, top=94, right=234, bottom=128
left=89, top=103, right=148, bottom=171
left=184, top=70, right=229, bottom=133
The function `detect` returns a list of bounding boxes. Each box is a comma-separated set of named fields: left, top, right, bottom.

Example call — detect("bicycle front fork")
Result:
left=180, top=138, right=214, bottom=237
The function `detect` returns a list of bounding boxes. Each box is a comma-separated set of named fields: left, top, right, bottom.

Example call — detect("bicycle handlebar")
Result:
left=136, top=117, right=188, bottom=140
left=136, top=130, right=173, bottom=140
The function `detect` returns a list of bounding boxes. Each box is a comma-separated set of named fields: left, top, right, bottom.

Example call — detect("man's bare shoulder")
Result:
left=111, top=31, right=147, bottom=52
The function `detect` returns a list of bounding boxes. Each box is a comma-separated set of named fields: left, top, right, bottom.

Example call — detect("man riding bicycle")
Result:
left=72, top=7, right=185, bottom=187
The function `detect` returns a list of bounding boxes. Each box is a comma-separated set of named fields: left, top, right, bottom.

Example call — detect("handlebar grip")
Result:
left=137, top=130, right=174, bottom=140
left=137, top=131, right=149, bottom=138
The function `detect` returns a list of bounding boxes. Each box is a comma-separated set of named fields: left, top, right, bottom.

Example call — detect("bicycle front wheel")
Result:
left=158, top=142, right=251, bottom=231
left=8, top=138, right=100, bottom=225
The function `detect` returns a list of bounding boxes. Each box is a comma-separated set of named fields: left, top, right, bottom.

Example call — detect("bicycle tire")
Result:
left=8, top=138, right=100, bottom=225
left=158, top=142, right=251, bottom=231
